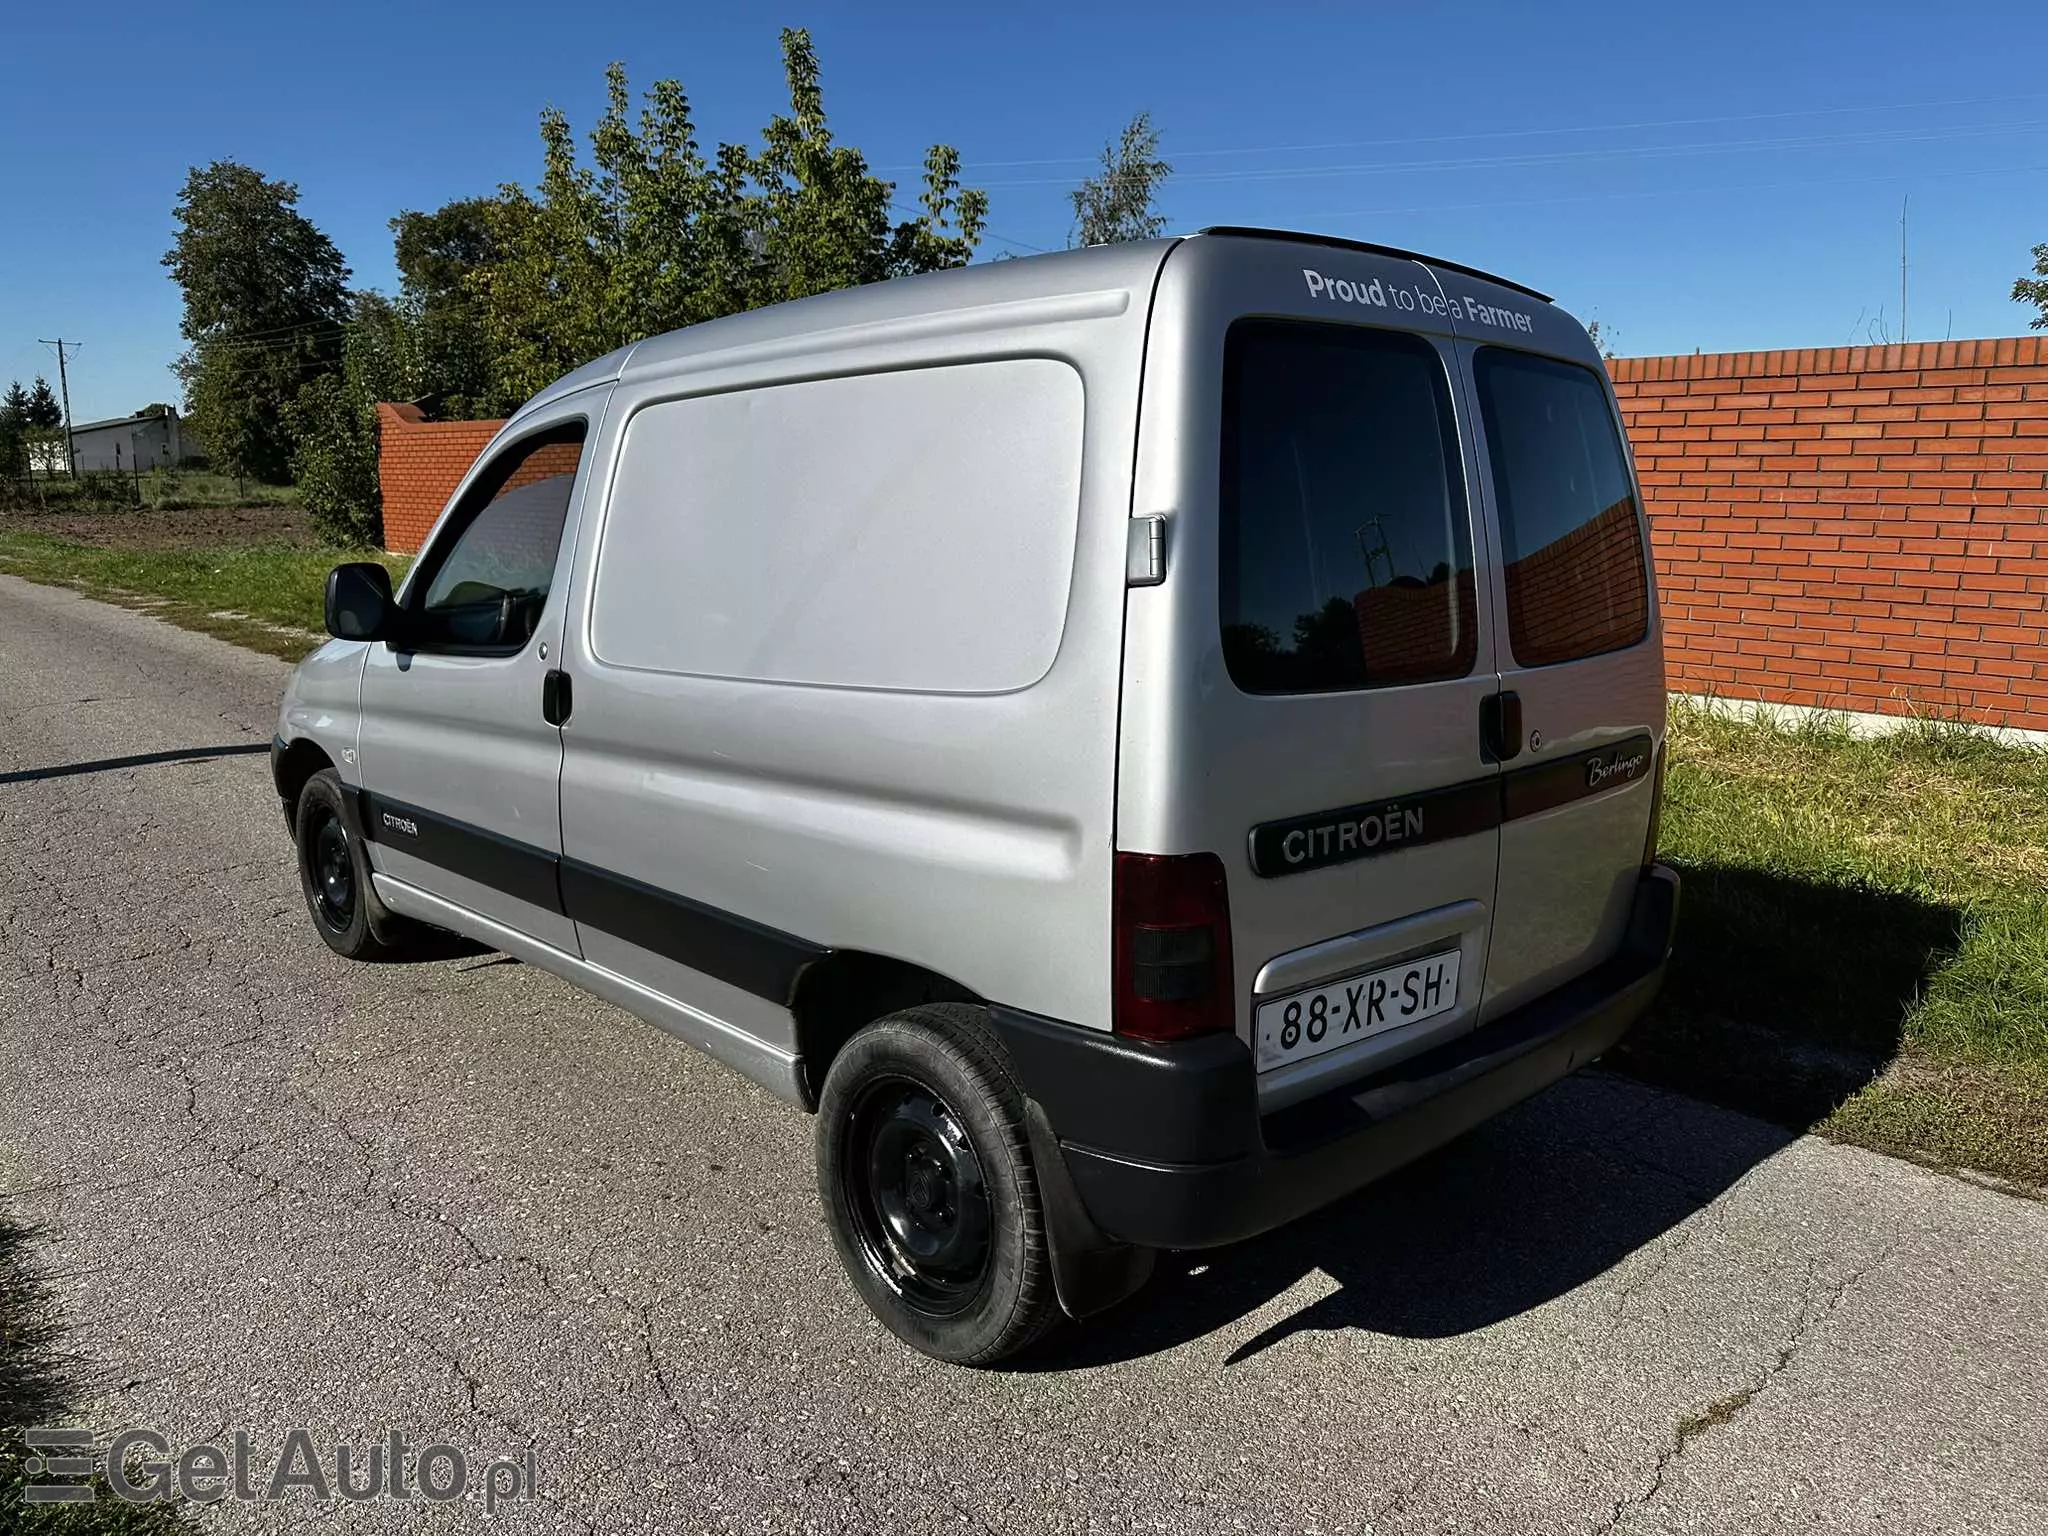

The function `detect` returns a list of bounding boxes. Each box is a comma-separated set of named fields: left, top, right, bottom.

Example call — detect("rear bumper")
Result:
left=995, top=864, right=1679, bottom=1251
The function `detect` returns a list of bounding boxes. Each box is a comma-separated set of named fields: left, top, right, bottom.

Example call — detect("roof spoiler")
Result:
left=1196, top=226, right=1552, bottom=304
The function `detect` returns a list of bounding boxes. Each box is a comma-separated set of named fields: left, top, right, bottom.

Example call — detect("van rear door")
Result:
left=1434, top=273, right=1667, bottom=1020
left=1119, top=236, right=1505, bottom=1112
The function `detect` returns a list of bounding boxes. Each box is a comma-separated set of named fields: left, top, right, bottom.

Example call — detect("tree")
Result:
left=24, top=376, right=62, bottom=429
left=135, top=402, right=175, bottom=418
left=1069, top=111, right=1171, bottom=247
left=470, top=30, right=988, bottom=411
left=0, top=381, right=28, bottom=477
left=162, top=160, right=351, bottom=481
left=2016, top=243, right=2048, bottom=330
left=391, top=197, right=500, bottom=418
left=287, top=292, right=422, bottom=545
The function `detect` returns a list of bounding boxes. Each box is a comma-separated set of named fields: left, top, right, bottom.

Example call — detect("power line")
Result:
left=886, top=200, right=1051, bottom=256
left=972, top=117, right=2048, bottom=190
left=1286, top=157, right=2048, bottom=223
left=184, top=319, right=348, bottom=351
left=186, top=333, right=346, bottom=359
left=878, top=88, right=2048, bottom=175
left=37, top=339, right=82, bottom=477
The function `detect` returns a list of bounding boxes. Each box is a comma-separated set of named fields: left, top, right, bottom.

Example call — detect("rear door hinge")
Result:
left=1126, top=515, right=1167, bottom=587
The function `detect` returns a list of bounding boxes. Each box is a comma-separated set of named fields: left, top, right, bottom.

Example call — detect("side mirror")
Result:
left=325, top=562, right=399, bottom=643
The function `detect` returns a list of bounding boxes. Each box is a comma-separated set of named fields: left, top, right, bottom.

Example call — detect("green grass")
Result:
left=1624, top=699, right=2048, bottom=1188
left=2, top=470, right=298, bottom=512
left=0, top=532, right=407, bottom=662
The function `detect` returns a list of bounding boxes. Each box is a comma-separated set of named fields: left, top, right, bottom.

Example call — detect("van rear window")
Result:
left=1220, top=320, right=1477, bottom=695
left=1472, top=348, right=1649, bottom=668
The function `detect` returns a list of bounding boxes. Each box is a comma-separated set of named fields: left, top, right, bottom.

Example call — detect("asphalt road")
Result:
left=2, top=572, right=2044, bottom=1535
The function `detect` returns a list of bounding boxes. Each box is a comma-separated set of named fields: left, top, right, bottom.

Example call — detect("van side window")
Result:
left=588, top=360, right=1084, bottom=694
left=1220, top=320, right=1477, bottom=695
left=411, top=423, right=587, bottom=652
left=1472, top=349, right=1648, bottom=668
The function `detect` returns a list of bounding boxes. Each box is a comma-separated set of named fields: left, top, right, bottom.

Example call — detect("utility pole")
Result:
left=1899, top=196, right=1909, bottom=346
left=38, top=338, right=83, bottom=477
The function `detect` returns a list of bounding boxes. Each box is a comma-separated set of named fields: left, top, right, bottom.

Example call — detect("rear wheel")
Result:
left=816, top=1004, right=1060, bottom=1365
left=294, top=769, right=411, bottom=961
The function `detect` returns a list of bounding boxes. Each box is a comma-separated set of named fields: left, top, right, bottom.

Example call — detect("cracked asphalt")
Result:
left=3, top=571, right=2045, bottom=1534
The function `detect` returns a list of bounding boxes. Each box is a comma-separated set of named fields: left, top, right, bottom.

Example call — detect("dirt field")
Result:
left=0, top=502, right=318, bottom=550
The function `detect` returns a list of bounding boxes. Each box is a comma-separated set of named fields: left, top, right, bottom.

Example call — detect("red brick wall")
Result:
left=1612, top=337, right=2048, bottom=730
left=1354, top=572, right=1478, bottom=681
left=1505, top=495, right=1651, bottom=668
left=377, top=336, right=2048, bottom=727
left=376, top=403, right=504, bottom=554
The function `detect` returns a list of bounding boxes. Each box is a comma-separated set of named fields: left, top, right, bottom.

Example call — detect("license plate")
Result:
left=1254, top=949, right=1461, bottom=1070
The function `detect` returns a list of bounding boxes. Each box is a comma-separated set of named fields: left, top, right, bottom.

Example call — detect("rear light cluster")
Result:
left=1112, top=852, right=1235, bottom=1042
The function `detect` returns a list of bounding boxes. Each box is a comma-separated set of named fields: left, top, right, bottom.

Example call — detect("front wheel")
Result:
left=816, top=1004, right=1060, bottom=1365
left=294, top=769, right=411, bottom=961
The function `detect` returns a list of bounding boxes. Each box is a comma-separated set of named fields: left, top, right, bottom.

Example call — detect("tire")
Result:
left=294, top=769, right=411, bottom=961
left=816, top=1004, right=1061, bottom=1365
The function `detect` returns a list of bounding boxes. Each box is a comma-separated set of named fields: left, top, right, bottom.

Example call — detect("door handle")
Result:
left=1481, top=690, right=1522, bottom=762
left=541, top=669, right=573, bottom=726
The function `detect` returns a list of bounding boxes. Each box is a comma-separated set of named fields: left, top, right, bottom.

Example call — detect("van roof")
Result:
left=510, top=228, right=1560, bottom=421
left=1194, top=226, right=1552, bottom=303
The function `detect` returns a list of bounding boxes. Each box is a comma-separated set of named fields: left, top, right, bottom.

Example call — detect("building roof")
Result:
left=69, top=409, right=178, bottom=436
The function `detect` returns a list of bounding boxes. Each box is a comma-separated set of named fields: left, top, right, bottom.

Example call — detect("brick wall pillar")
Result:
left=376, top=403, right=506, bottom=554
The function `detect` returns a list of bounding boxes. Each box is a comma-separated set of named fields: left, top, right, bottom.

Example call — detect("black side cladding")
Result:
left=348, top=785, right=826, bottom=1004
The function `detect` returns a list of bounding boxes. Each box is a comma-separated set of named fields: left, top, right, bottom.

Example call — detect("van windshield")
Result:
left=1472, top=348, right=1648, bottom=668
left=1219, top=320, right=1476, bottom=695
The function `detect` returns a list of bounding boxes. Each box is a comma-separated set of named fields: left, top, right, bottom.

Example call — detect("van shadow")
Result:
left=1610, top=861, right=1963, bottom=1127
left=1033, top=867, right=1962, bottom=1368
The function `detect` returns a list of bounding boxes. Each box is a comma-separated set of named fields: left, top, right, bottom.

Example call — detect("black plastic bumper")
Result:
left=994, top=864, right=1679, bottom=1252
left=270, top=735, right=294, bottom=830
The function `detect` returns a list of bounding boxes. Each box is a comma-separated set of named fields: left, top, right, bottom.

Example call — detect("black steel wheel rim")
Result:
left=308, top=808, right=355, bottom=931
left=844, top=1075, right=992, bottom=1317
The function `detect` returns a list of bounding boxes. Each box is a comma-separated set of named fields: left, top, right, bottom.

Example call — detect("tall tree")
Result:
left=2016, top=242, right=2048, bottom=330
left=287, top=292, right=422, bottom=545
left=0, top=381, right=28, bottom=477
left=1070, top=111, right=1171, bottom=247
left=471, top=30, right=988, bottom=411
left=391, top=197, right=501, bottom=418
left=24, top=376, right=62, bottom=429
left=162, top=160, right=350, bottom=480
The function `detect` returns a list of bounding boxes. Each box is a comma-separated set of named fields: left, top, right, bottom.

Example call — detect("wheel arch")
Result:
left=788, top=951, right=982, bottom=1108
left=275, top=736, right=336, bottom=820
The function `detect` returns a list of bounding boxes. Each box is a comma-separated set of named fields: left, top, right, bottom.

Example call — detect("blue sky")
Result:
left=2, top=0, right=2044, bottom=423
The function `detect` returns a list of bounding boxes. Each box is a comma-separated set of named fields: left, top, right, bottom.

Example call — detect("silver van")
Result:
left=274, top=227, right=1678, bottom=1365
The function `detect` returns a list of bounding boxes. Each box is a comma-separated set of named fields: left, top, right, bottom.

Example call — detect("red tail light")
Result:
left=1113, top=852, right=1235, bottom=1042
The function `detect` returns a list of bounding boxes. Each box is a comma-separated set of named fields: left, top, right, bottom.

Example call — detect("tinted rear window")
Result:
left=1220, top=320, right=1477, bottom=695
left=1472, top=348, right=1648, bottom=668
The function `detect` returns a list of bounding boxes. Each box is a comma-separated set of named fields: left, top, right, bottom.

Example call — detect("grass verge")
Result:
left=2, top=1211, right=195, bottom=1530
left=1621, top=699, right=2048, bottom=1189
left=0, top=532, right=407, bottom=664
left=2, top=469, right=299, bottom=513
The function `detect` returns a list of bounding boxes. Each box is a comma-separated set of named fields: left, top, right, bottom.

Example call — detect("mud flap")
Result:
left=1023, top=1097, right=1155, bottom=1320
